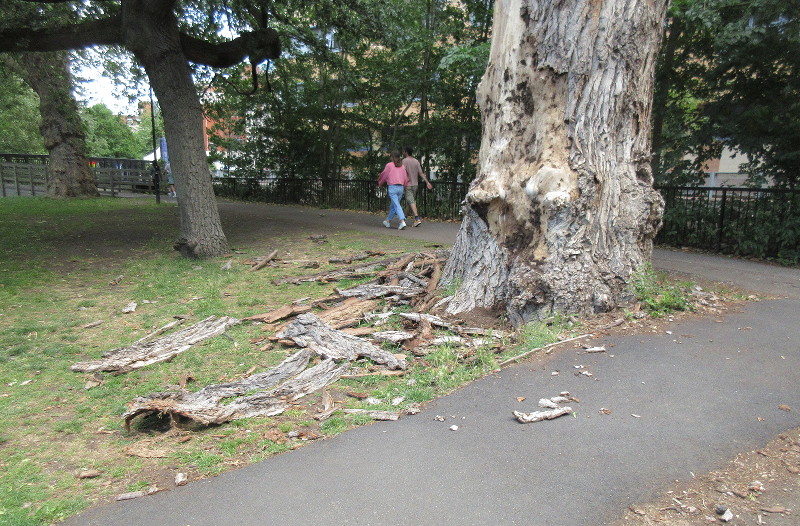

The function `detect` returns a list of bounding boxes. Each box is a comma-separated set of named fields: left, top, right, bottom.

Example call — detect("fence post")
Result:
left=110, top=169, right=116, bottom=197
left=13, top=164, right=20, bottom=196
left=30, top=166, right=36, bottom=196
left=0, top=164, right=5, bottom=197
left=717, top=188, right=727, bottom=250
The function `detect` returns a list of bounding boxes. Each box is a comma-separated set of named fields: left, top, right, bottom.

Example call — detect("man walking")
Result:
left=401, top=146, right=433, bottom=227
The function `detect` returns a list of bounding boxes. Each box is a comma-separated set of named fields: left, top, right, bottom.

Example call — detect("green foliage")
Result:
left=653, top=0, right=800, bottom=186
left=631, top=264, right=694, bottom=317
left=205, top=0, right=492, bottom=184
left=81, top=103, right=142, bottom=158
left=0, top=70, right=45, bottom=154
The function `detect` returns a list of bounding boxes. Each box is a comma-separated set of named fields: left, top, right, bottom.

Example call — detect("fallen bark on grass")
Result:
left=276, top=313, right=407, bottom=370
left=242, top=304, right=312, bottom=323
left=271, top=254, right=405, bottom=285
left=71, top=316, right=240, bottom=374
left=122, top=350, right=348, bottom=428
left=248, top=249, right=278, bottom=272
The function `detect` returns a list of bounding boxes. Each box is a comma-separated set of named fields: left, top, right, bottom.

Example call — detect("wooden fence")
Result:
left=0, top=160, right=153, bottom=197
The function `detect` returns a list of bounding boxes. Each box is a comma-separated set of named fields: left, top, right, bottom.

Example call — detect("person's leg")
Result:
left=388, top=185, right=405, bottom=221
left=404, top=186, right=418, bottom=219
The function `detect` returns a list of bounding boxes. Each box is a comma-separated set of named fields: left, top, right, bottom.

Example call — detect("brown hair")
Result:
left=390, top=150, right=402, bottom=166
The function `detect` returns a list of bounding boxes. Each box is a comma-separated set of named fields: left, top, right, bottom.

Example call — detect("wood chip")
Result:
left=513, top=406, right=572, bottom=423
left=760, top=506, right=789, bottom=514
left=342, top=409, right=400, bottom=421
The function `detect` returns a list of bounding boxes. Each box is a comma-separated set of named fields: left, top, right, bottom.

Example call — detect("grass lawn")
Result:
left=0, top=197, right=576, bottom=525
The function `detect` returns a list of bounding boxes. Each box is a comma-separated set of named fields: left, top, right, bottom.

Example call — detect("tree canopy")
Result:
left=653, top=0, right=800, bottom=187
left=204, top=0, right=492, bottom=184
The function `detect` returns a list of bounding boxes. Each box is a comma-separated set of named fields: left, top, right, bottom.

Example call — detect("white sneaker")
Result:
left=398, top=221, right=407, bottom=230
left=383, top=220, right=391, bottom=228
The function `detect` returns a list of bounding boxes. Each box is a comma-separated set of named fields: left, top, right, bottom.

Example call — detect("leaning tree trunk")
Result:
left=122, top=0, right=229, bottom=258
left=442, top=0, right=668, bottom=325
left=7, top=52, right=98, bottom=197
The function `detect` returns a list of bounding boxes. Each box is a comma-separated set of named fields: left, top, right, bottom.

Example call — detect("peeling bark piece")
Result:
left=276, top=314, right=407, bottom=370
left=249, top=249, right=278, bottom=271
left=342, top=327, right=378, bottom=336
left=340, top=370, right=405, bottom=379
left=364, top=311, right=395, bottom=325
left=318, top=298, right=379, bottom=328
left=538, top=398, right=560, bottom=409
left=513, top=406, right=573, bottom=423
left=132, top=317, right=188, bottom=345
left=337, top=284, right=425, bottom=300
left=72, top=316, right=240, bottom=374
left=342, top=409, right=400, bottom=421
left=372, top=331, right=415, bottom=344
left=123, top=352, right=347, bottom=428
left=242, top=304, right=312, bottom=323
left=398, top=312, right=454, bottom=329
left=272, top=254, right=406, bottom=285
left=459, top=327, right=507, bottom=338
left=122, top=349, right=313, bottom=428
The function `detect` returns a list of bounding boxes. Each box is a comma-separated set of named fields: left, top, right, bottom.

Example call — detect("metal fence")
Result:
left=212, top=177, right=469, bottom=220
left=657, top=186, right=800, bottom=263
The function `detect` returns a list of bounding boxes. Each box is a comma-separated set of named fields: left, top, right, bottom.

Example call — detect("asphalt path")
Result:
left=64, top=202, right=800, bottom=525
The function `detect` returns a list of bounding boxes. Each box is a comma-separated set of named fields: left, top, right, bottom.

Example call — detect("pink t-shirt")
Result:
left=378, top=162, right=409, bottom=186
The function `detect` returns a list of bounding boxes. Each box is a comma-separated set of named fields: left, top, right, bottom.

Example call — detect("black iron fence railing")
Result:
left=656, top=186, right=800, bottom=264
left=212, top=177, right=469, bottom=220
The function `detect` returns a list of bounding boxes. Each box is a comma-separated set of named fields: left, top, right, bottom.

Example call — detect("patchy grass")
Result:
left=630, top=263, right=695, bottom=317
left=0, top=197, right=530, bottom=524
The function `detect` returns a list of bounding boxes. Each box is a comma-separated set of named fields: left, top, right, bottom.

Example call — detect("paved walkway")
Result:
left=65, top=202, right=800, bottom=526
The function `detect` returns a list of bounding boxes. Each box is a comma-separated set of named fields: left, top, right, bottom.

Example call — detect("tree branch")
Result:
left=0, top=15, right=123, bottom=53
left=180, top=29, right=280, bottom=68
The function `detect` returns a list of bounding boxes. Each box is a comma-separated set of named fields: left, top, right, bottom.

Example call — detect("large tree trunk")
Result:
left=6, top=52, right=98, bottom=197
left=442, top=0, right=668, bottom=325
left=121, top=0, right=229, bottom=258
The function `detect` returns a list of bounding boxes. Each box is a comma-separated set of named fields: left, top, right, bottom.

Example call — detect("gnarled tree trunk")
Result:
left=122, top=0, right=229, bottom=258
left=442, top=0, right=668, bottom=325
left=8, top=52, right=97, bottom=197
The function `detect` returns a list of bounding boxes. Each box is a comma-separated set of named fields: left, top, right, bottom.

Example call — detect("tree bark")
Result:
left=442, top=0, right=667, bottom=325
left=6, top=52, right=98, bottom=197
left=121, top=0, right=228, bottom=257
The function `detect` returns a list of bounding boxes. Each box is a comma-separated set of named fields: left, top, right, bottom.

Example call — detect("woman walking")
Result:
left=377, top=150, right=409, bottom=230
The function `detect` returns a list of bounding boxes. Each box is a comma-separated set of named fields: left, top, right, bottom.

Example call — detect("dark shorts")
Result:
left=404, top=185, right=418, bottom=206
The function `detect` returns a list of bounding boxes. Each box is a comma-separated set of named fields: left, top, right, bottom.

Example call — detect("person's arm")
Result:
left=377, top=163, right=389, bottom=186
left=419, top=161, right=433, bottom=189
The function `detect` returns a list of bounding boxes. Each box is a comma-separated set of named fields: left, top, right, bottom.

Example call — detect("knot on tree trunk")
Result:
left=173, top=238, right=200, bottom=259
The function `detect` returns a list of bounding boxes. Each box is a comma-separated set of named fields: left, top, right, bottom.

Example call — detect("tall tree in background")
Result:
left=0, top=0, right=280, bottom=257
left=2, top=52, right=98, bottom=197
left=442, top=0, right=668, bottom=324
